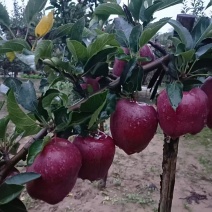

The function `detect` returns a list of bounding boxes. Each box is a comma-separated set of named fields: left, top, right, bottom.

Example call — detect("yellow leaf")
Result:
left=35, top=10, right=54, bottom=38
left=6, top=52, right=16, bottom=62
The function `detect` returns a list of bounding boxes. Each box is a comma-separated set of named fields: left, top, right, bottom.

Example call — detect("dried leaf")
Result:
left=6, top=52, right=15, bottom=62
left=35, top=10, right=54, bottom=38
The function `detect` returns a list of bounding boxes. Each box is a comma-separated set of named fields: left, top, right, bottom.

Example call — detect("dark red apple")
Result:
left=139, top=44, right=155, bottom=65
left=112, top=47, right=129, bottom=77
left=81, top=76, right=100, bottom=93
left=201, top=76, right=212, bottom=128
left=73, top=131, right=115, bottom=181
left=26, top=137, right=82, bottom=205
left=157, top=88, right=209, bottom=138
left=110, top=99, right=158, bottom=155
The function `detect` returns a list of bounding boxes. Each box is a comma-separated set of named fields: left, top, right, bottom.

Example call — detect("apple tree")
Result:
left=0, top=0, right=212, bottom=211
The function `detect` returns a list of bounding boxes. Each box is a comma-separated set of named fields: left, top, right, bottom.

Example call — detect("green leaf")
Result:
left=129, top=25, right=142, bottom=53
left=54, top=107, right=72, bottom=132
left=24, top=0, right=48, bottom=24
left=0, top=3, right=10, bottom=27
left=27, top=139, right=48, bottom=165
left=0, top=198, right=27, bottom=212
left=41, top=89, right=68, bottom=116
left=0, top=39, right=31, bottom=53
left=140, top=1, right=164, bottom=24
left=206, top=0, right=212, bottom=9
left=194, top=24, right=212, bottom=47
left=84, top=47, right=117, bottom=73
left=16, top=81, right=38, bottom=112
left=4, top=78, right=38, bottom=112
left=166, top=81, right=183, bottom=110
left=195, top=44, right=212, bottom=58
left=0, top=116, right=9, bottom=140
left=139, top=18, right=170, bottom=48
left=7, top=90, right=41, bottom=137
left=68, top=17, right=85, bottom=42
left=168, top=19, right=193, bottom=50
left=4, top=77, right=22, bottom=94
left=66, top=40, right=88, bottom=63
left=128, top=0, right=144, bottom=21
left=157, top=0, right=183, bottom=11
left=88, top=91, right=108, bottom=129
left=0, top=184, right=24, bottom=205
left=191, top=17, right=211, bottom=46
left=95, top=3, right=124, bottom=17
left=120, top=58, right=137, bottom=84
left=80, top=91, right=108, bottom=113
left=34, top=40, right=53, bottom=64
left=122, top=61, right=143, bottom=93
left=114, top=17, right=133, bottom=41
left=87, top=33, right=118, bottom=57
left=48, top=23, right=73, bottom=39
left=169, top=36, right=182, bottom=48
left=115, top=29, right=129, bottom=47
left=5, top=173, right=41, bottom=185
left=179, top=49, right=195, bottom=62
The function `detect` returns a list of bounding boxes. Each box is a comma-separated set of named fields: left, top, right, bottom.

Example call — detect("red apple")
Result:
left=139, top=44, right=155, bottom=65
left=112, top=47, right=129, bottom=77
left=157, top=88, right=209, bottom=138
left=73, top=131, right=115, bottom=181
left=110, top=99, right=158, bottom=155
left=201, top=77, right=212, bottom=128
left=26, top=137, right=82, bottom=205
left=81, top=76, right=100, bottom=93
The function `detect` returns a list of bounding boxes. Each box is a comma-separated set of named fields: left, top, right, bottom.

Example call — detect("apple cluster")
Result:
left=7, top=75, right=211, bottom=205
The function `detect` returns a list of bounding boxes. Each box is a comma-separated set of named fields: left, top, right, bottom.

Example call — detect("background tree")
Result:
left=181, top=0, right=205, bottom=17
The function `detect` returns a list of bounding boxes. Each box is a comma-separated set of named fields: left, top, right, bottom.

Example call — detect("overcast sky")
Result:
left=1, top=0, right=212, bottom=33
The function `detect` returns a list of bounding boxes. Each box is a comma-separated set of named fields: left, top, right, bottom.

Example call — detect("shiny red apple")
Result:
left=157, top=88, right=209, bottom=138
left=110, top=98, right=158, bottom=155
left=26, top=137, right=82, bottom=205
left=73, top=131, right=115, bottom=181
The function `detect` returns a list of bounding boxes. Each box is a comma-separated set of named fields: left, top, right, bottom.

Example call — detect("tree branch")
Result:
left=0, top=54, right=171, bottom=183
left=0, top=128, right=47, bottom=183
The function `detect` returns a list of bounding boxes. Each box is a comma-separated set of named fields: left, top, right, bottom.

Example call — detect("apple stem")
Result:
left=158, top=135, right=179, bottom=212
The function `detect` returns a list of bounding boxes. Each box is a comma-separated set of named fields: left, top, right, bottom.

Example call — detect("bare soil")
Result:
left=1, top=78, right=212, bottom=212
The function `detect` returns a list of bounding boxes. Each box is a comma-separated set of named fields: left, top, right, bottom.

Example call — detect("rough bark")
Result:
left=158, top=135, right=179, bottom=212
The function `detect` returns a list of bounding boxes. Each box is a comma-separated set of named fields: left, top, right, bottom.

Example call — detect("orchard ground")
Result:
left=0, top=77, right=212, bottom=212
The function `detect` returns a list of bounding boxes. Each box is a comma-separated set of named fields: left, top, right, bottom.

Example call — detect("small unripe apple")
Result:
left=112, top=47, right=129, bottom=77
left=139, top=44, right=155, bottom=65
left=73, top=131, right=115, bottom=181
left=110, top=99, right=158, bottom=155
left=81, top=76, right=100, bottom=93
left=201, top=76, right=212, bottom=128
left=26, top=137, right=82, bottom=205
left=157, top=88, right=209, bottom=138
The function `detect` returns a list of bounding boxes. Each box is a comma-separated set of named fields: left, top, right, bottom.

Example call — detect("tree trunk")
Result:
left=158, top=135, right=179, bottom=212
